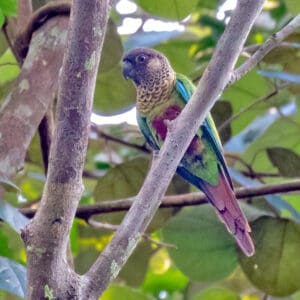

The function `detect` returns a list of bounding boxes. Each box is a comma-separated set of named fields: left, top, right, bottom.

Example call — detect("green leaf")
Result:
left=211, top=100, right=232, bottom=144
left=197, top=0, right=219, bottom=10
left=101, top=284, right=154, bottom=300
left=93, top=157, right=178, bottom=231
left=267, top=147, right=300, bottom=177
left=192, top=286, right=239, bottom=300
left=162, top=205, right=238, bottom=281
left=0, top=10, right=4, bottom=28
left=94, top=157, right=148, bottom=201
left=136, top=0, right=198, bottom=20
left=0, top=200, right=29, bottom=233
left=222, top=63, right=269, bottom=136
left=99, top=19, right=123, bottom=73
left=242, top=111, right=300, bottom=174
left=94, top=64, right=136, bottom=115
left=119, top=241, right=153, bottom=287
left=239, top=217, right=300, bottom=297
left=26, top=133, right=44, bottom=169
left=0, top=256, right=26, bottom=298
left=93, top=20, right=136, bottom=115
left=285, top=0, right=300, bottom=15
left=142, top=250, right=189, bottom=297
left=155, top=40, right=197, bottom=76
left=0, top=0, right=17, bottom=16
left=0, top=50, right=19, bottom=85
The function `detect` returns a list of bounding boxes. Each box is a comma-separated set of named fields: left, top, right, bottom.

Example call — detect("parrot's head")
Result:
left=122, top=48, right=174, bottom=87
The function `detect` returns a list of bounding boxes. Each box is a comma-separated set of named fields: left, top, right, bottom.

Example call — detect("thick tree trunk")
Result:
left=21, top=0, right=109, bottom=299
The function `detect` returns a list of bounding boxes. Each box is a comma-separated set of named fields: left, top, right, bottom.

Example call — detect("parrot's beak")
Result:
left=122, top=59, right=135, bottom=80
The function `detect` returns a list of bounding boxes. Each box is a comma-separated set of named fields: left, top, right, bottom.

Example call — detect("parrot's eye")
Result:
left=136, top=54, right=147, bottom=63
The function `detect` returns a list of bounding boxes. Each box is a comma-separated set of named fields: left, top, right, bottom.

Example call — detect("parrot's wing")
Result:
left=137, top=113, right=160, bottom=150
left=175, top=74, right=233, bottom=188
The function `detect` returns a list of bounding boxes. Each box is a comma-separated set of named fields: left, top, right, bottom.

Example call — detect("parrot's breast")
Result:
left=151, top=104, right=181, bottom=140
left=150, top=104, right=205, bottom=159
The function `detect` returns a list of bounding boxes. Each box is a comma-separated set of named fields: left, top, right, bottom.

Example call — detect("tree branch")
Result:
left=88, top=219, right=176, bottom=248
left=20, top=179, right=300, bottom=219
left=0, top=17, right=69, bottom=180
left=17, top=0, right=32, bottom=33
left=21, top=0, right=109, bottom=299
left=218, top=83, right=288, bottom=131
left=82, top=1, right=265, bottom=298
left=230, top=14, right=300, bottom=85
left=91, top=123, right=150, bottom=154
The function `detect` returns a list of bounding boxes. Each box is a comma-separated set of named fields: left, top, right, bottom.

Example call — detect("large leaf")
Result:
left=142, top=249, right=188, bottom=296
left=225, top=101, right=296, bottom=153
left=119, top=240, right=154, bottom=287
left=0, top=256, right=26, bottom=298
left=0, top=50, right=19, bottom=85
left=267, top=147, right=300, bottom=177
left=0, top=200, right=29, bottom=233
left=0, top=0, right=17, bottom=16
left=94, top=157, right=149, bottom=201
left=135, top=0, right=198, bottom=20
left=239, top=217, right=300, bottom=296
left=192, top=286, right=239, bottom=300
left=211, top=100, right=232, bottom=144
left=162, top=205, right=238, bottom=281
left=0, top=0, right=17, bottom=26
left=155, top=40, right=197, bottom=76
left=285, top=0, right=300, bottom=15
left=93, top=19, right=136, bottom=115
left=241, top=109, right=300, bottom=175
left=222, top=64, right=270, bottom=136
left=101, top=284, right=154, bottom=300
left=94, top=64, right=136, bottom=115
left=99, top=19, right=123, bottom=73
left=93, top=157, right=185, bottom=230
left=0, top=32, right=7, bottom=57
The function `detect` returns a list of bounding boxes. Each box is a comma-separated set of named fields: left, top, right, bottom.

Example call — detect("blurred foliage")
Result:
left=0, top=0, right=17, bottom=27
left=1, top=0, right=300, bottom=299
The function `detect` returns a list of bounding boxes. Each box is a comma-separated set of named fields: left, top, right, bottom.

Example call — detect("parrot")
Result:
left=122, top=47, right=255, bottom=257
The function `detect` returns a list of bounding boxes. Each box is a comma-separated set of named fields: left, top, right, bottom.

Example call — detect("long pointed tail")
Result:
left=200, top=169, right=255, bottom=257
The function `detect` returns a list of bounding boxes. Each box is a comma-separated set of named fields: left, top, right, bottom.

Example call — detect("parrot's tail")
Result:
left=200, top=168, right=255, bottom=257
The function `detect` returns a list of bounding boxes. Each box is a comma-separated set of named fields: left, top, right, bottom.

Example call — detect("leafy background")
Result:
left=1, top=0, right=300, bottom=299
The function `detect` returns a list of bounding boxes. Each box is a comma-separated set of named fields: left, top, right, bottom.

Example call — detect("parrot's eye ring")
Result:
left=136, top=54, right=147, bottom=63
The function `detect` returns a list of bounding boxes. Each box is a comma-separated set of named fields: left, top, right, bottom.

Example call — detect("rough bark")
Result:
left=21, top=0, right=109, bottom=299
left=0, top=17, right=69, bottom=180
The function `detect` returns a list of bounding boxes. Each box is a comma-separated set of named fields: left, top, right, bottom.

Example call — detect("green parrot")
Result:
left=122, top=48, right=254, bottom=256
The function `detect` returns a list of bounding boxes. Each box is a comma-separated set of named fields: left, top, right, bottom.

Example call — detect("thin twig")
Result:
left=91, top=124, right=150, bottom=154
left=2, top=24, right=21, bottom=65
left=17, top=0, right=33, bottom=33
left=239, top=170, right=280, bottom=179
left=218, top=83, right=288, bottom=131
left=230, top=14, right=300, bottom=85
left=88, top=219, right=176, bottom=249
left=20, top=178, right=300, bottom=220
left=242, top=41, right=300, bottom=55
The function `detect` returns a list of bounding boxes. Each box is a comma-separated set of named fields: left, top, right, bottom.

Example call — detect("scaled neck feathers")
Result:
left=136, top=64, right=175, bottom=114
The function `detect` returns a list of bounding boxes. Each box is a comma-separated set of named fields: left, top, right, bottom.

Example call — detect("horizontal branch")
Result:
left=20, top=179, right=300, bottom=220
